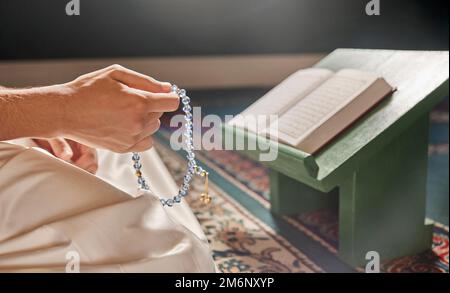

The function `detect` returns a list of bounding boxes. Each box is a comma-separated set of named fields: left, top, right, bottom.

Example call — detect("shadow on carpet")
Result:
left=154, top=134, right=448, bottom=273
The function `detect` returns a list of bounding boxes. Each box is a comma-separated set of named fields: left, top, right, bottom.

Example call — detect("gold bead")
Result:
left=135, top=170, right=142, bottom=177
left=200, top=193, right=211, bottom=204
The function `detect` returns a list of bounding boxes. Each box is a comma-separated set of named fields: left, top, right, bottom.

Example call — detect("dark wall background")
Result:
left=0, top=0, right=448, bottom=60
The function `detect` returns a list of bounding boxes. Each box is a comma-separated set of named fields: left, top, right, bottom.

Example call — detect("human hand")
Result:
left=33, top=138, right=98, bottom=174
left=58, top=64, right=178, bottom=153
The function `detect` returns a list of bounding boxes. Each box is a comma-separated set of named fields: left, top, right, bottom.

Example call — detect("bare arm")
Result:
left=0, top=65, right=179, bottom=153
left=0, top=85, right=68, bottom=140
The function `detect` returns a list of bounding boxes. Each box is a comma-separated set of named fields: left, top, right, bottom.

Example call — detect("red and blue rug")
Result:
left=154, top=138, right=448, bottom=273
left=155, top=95, right=448, bottom=273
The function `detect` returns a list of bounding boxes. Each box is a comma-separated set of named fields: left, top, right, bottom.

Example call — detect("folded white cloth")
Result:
left=0, top=140, right=216, bottom=272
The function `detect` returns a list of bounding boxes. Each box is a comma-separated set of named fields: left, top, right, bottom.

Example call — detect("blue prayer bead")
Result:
left=131, top=86, right=207, bottom=207
left=166, top=199, right=174, bottom=207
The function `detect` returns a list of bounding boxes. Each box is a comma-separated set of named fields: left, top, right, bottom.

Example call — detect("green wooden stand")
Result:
left=223, top=49, right=449, bottom=266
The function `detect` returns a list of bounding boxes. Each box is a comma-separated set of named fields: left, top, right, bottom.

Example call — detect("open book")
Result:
left=229, top=68, right=394, bottom=154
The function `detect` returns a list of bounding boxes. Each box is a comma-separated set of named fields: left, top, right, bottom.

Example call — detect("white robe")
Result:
left=0, top=140, right=216, bottom=272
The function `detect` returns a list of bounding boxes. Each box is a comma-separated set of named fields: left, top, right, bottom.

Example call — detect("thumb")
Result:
left=48, top=138, right=74, bottom=162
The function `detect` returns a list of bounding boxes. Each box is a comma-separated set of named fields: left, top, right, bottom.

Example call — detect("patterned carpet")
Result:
left=154, top=98, right=449, bottom=273
left=154, top=142, right=448, bottom=273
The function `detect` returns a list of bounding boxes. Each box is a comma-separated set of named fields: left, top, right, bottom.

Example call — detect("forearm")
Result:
left=0, top=85, right=70, bottom=141
left=1, top=65, right=176, bottom=152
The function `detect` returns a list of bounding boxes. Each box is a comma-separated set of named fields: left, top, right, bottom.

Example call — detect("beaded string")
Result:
left=131, top=84, right=211, bottom=207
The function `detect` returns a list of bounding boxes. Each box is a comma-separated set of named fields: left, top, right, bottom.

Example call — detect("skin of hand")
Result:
left=33, top=138, right=99, bottom=174
left=0, top=64, right=179, bottom=153
left=61, top=64, right=177, bottom=153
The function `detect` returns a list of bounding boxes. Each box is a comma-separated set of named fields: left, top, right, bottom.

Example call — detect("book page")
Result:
left=229, top=68, right=333, bottom=132
left=273, top=69, right=379, bottom=144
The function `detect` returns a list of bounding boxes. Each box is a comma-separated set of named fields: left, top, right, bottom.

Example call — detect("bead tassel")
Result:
left=132, top=84, right=211, bottom=207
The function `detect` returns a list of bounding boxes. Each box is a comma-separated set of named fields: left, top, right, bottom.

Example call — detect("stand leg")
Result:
left=269, top=170, right=338, bottom=215
left=338, top=114, right=433, bottom=266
